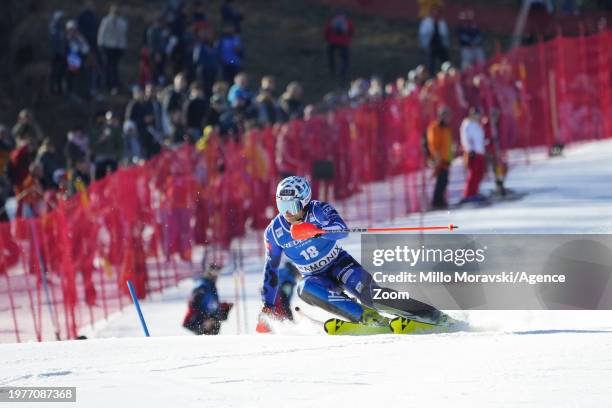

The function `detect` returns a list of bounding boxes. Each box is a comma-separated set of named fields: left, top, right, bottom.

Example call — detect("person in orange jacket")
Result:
left=426, top=106, right=453, bottom=209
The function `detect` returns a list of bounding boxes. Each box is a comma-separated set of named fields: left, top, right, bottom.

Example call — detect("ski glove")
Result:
left=260, top=305, right=274, bottom=316
left=290, top=222, right=325, bottom=241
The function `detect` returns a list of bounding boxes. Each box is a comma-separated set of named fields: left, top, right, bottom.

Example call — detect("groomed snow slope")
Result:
left=1, top=140, right=612, bottom=407
left=1, top=332, right=612, bottom=408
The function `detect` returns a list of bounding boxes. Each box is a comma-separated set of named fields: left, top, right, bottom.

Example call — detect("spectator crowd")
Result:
left=2, top=0, right=547, bottom=224
left=6, top=1, right=295, bottom=216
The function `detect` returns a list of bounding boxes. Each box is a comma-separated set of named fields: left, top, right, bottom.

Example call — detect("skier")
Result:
left=259, top=176, right=455, bottom=334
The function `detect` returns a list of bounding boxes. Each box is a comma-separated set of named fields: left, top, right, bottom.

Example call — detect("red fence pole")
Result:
left=19, top=243, right=41, bottom=341
left=537, top=35, right=554, bottom=150
left=0, top=231, right=21, bottom=343
left=577, top=24, right=592, bottom=140
left=3, top=273, right=21, bottom=343
left=517, top=49, right=532, bottom=164
left=597, top=29, right=611, bottom=139
left=555, top=26, right=568, bottom=144
left=97, top=264, right=109, bottom=320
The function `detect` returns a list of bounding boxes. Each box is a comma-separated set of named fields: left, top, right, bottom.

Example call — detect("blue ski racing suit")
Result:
left=261, top=200, right=439, bottom=323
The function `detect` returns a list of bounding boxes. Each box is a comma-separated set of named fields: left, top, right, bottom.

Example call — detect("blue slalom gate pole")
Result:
left=126, top=280, right=150, bottom=337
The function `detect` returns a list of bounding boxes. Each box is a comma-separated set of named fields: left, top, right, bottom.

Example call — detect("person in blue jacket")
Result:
left=183, top=263, right=232, bottom=335
left=259, top=176, right=446, bottom=327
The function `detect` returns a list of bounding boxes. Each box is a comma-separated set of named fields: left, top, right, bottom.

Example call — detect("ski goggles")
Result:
left=276, top=197, right=303, bottom=216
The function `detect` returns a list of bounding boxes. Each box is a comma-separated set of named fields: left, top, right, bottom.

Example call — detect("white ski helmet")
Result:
left=275, top=176, right=312, bottom=216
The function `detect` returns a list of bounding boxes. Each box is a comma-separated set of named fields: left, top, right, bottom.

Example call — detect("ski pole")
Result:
left=238, top=240, right=249, bottom=333
left=127, top=280, right=150, bottom=337
left=25, top=205, right=61, bottom=341
left=323, top=224, right=458, bottom=234
left=231, top=250, right=242, bottom=334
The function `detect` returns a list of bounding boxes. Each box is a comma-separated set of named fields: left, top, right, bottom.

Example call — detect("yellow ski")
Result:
left=324, top=318, right=392, bottom=335
left=389, top=316, right=463, bottom=334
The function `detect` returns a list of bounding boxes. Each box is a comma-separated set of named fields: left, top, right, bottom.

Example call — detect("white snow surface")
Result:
left=2, top=139, right=612, bottom=407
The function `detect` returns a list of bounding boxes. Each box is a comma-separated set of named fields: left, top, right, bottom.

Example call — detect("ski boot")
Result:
left=359, top=307, right=390, bottom=327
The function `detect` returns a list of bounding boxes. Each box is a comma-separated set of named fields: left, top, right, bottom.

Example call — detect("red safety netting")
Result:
left=0, top=29, right=610, bottom=342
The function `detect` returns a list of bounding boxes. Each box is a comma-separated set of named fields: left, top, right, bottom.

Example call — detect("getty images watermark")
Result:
left=362, top=234, right=612, bottom=310
left=371, top=245, right=565, bottom=286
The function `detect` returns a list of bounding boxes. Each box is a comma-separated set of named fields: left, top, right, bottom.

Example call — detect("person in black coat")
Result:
left=183, top=81, right=208, bottom=143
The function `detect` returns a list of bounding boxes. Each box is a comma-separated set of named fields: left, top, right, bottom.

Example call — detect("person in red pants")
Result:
left=460, top=107, right=486, bottom=201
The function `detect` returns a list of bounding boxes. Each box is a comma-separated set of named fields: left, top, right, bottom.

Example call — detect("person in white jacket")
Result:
left=97, top=4, right=128, bottom=93
left=460, top=107, right=486, bottom=200
left=418, top=8, right=450, bottom=75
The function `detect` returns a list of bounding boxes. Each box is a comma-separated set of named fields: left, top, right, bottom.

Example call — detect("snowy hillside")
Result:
left=1, top=139, right=612, bottom=407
